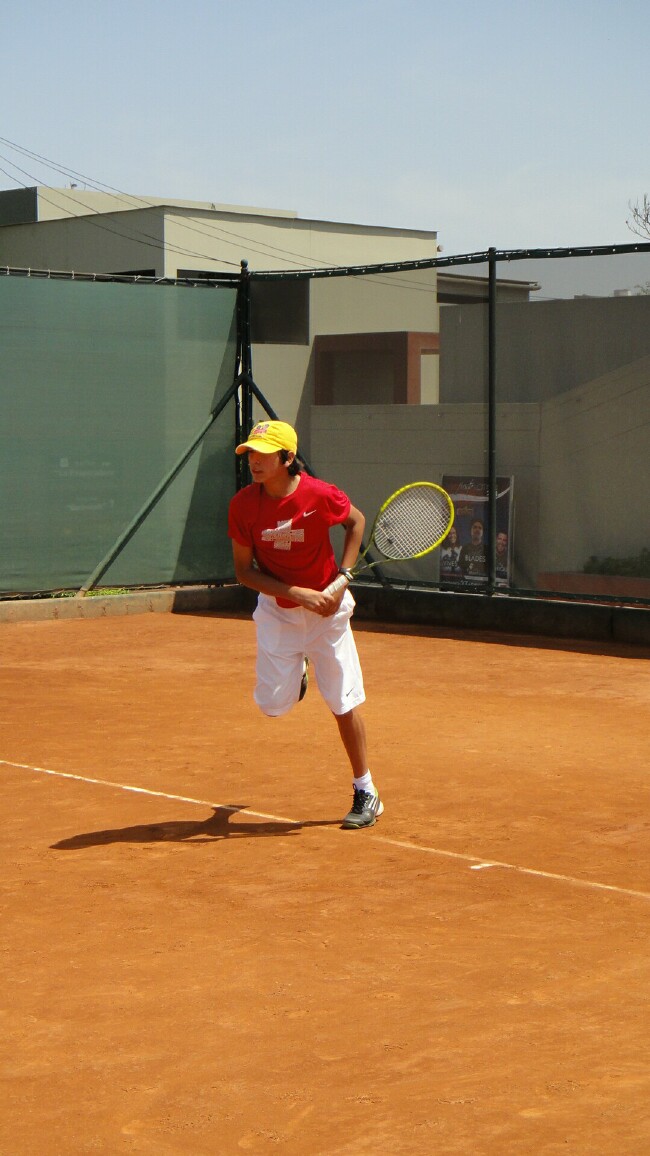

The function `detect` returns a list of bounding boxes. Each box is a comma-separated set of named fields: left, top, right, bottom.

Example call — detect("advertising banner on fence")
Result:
left=440, top=476, right=514, bottom=589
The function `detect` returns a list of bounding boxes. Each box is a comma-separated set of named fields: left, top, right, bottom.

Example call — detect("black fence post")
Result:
left=236, top=259, right=253, bottom=488
left=487, top=247, right=498, bottom=593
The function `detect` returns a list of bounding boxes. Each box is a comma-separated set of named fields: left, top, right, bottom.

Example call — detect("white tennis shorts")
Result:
left=252, top=589, right=366, bottom=717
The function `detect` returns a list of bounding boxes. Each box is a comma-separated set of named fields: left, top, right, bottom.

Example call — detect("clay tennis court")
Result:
left=2, top=606, right=650, bottom=1155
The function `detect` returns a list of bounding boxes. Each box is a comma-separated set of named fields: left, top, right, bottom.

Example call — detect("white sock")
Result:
left=353, top=771, right=375, bottom=794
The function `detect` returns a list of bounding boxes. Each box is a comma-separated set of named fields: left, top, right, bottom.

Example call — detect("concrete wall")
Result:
left=310, top=402, right=542, bottom=588
left=0, top=210, right=164, bottom=275
left=440, top=295, right=650, bottom=403
left=165, top=210, right=439, bottom=277
left=309, top=267, right=438, bottom=334
left=308, top=353, right=650, bottom=591
left=538, top=355, right=650, bottom=572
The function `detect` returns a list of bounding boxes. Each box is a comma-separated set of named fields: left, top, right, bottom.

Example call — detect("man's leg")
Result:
left=252, top=596, right=306, bottom=716
left=335, top=706, right=383, bottom=829
left=334, top=706, right=368, bottom=778
left=305, top=595, right=381, bottom=828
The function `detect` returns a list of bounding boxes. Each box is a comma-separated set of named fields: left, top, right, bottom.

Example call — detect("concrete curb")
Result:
left=351, top=586, right=650, bottom=649
left=1, top=582, right=649, bottom=649
left=0, top=585, right=251, bottom=624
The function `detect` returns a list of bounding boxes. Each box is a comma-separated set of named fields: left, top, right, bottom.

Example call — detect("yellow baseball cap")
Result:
left=235, top=420, right=298, bottom=455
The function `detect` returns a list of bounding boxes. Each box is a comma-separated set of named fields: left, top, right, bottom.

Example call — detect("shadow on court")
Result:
left=51, top=805, right=341, bottom=850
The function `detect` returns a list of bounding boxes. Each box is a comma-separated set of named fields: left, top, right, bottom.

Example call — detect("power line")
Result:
left=0, top=135, right=440, bottom=283
left=0, top=136, right=345, bottom=270
left=0, top=153, right=245, bottom=268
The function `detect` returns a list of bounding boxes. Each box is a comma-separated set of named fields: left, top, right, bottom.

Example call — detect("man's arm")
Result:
left=232, top=541, right=342, bottom=616
left=339, top=504, right=365, bottom=572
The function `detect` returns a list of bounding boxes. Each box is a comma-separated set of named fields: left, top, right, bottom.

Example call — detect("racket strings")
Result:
left=372, top=486, right=453, bottom=559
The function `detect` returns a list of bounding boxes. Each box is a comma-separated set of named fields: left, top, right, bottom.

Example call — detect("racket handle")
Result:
left=322, top=572, right=350, bottom=598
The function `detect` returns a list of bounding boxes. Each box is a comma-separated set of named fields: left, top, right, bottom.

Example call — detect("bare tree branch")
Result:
left=627, top=195, right=650, bottom=239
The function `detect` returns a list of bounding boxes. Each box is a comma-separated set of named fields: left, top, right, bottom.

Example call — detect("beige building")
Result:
left=0, top=185, right=442, bottom=277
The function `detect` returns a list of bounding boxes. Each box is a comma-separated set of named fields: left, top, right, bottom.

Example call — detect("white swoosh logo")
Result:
left=303, top=510, right=317, bottom=518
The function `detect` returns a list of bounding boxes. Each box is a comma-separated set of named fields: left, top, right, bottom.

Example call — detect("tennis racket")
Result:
left=323, top=481, right=454, bottom=597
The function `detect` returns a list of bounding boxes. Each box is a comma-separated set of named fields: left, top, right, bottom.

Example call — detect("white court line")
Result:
left=0, top=759, right=299, bottom=826
left=374, top=836, right=650, bottom=902
left=3, top=758, right=650, bottom=904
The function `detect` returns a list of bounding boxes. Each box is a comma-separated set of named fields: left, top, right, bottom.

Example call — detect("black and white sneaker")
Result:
left=299, top=658, right=309, bottom=702
left=341, top=787, right=384, bottom=829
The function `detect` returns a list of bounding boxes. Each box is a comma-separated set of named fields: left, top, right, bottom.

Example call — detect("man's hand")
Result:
left=294, top=585, right=347, bottom=617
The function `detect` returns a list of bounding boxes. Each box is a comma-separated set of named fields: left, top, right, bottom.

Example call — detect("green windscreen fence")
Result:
left=1, top=275, right=239, bottom=593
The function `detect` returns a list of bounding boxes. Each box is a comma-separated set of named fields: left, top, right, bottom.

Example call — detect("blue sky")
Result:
left=2, top=0, right=649, bottom=258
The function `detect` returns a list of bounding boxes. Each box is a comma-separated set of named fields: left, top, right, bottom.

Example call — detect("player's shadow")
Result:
left=51, top=806, right=339, bottom=850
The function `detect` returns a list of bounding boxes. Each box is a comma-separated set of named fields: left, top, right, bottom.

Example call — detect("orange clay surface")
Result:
left=2, top=609, right=650, bottom=1155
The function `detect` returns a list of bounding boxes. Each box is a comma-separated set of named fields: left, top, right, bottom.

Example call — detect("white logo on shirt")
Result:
left=303, top=510, right=316, bottom=518
left=261, top=519, right=305, bottom=551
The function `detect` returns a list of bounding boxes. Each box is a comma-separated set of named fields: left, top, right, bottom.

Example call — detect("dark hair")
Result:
left=280, top=449, right=302, bottom=476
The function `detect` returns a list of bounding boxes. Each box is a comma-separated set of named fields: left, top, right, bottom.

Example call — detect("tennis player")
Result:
left=228, top=419, right=382, bottom=829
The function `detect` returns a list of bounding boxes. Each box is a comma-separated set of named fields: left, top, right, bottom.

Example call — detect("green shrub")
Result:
left=583, top=549, right=650, bottom=578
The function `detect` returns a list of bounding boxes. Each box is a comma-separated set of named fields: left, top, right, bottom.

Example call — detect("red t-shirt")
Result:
left=228, top=474, right=351, bottom=608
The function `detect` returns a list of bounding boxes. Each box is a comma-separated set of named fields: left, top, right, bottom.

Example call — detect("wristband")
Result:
left=338, top=568, right=353, bottom=582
